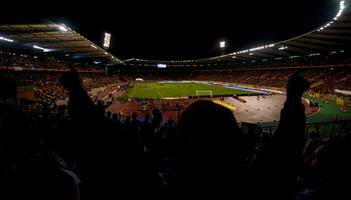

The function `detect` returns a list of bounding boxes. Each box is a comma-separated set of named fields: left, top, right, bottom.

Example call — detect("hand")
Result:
left=287, top=72, right=310, bottom=100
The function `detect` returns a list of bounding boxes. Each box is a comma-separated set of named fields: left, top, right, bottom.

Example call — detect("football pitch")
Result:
left=125, top=82, right=258, bottom=99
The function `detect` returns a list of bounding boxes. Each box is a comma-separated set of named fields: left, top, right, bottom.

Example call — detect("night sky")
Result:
left=0, top=0, right=340, bottom=60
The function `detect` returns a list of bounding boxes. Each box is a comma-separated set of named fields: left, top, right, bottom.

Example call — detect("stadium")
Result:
left=1, top=0, right=351, bottom=199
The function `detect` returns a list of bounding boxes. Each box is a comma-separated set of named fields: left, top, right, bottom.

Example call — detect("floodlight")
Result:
left=33, top=45, right=49, bottom=52
left=0, top=36, right=13, bottom=42
left=103, top=33, right=111, bottom=48
left=219, top=41, right=226, bottom=48
left=58, top=25, right=68, bottom=32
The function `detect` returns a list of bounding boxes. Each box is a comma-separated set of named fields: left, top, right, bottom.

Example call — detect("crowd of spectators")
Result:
left=229, top=51, right=351, bottom=69
left=0, top=49, right=104, bottom=72
left=1, top=69, right=350, bottom=199
left=1, top=43, right=351, bottom=199
left=1, top=66, right=350, bottom=111
left=0, top=73, right=129, bottom=106
left=117, top=67, right=351, bottom=93
left=0, top=49, right=68, bottom=70
left=34, top=75, right=67, bottom=104
left=82, top=75, right=125, bottom=91
left=1, top=46, right=351, bottom=98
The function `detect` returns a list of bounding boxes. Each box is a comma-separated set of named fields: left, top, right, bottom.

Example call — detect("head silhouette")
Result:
left=176, top=100, right=243, bottom=189
left=144, top=113, right=150, bottom=122
left=152, top=108, right=162, bottom=127
left=106, top=111, right=112, bottom=119
left=131, top=112, right=137, bottom=121
left=112, top=113, right=118, bottom=120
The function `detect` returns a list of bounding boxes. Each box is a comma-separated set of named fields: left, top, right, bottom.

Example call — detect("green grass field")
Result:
left=125, top=82, right=257, bottom=99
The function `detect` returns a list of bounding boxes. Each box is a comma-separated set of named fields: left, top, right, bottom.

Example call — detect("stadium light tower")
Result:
left=219, top=40, right=226, bottom=49
left=219, top=40, right=227, bottom=55
left=102, top=32, right=112, bottom=76
left=103, top=32, right=111, bottom=50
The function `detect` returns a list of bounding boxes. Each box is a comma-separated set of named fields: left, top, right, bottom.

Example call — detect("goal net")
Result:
left=196, top=90, right=213, bottom=98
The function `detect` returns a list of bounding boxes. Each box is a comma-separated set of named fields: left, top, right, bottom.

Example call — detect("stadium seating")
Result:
left=1, top=46, right=351, bottom=199
left=0, top=49, right=105, bottom=72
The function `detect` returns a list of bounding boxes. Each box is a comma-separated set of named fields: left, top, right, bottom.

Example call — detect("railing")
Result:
left=260, top=120, right=351, bottom=140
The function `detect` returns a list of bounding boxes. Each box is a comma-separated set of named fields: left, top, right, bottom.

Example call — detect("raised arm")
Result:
left=255, top=73, right=310, bottom=199
left=273, top=72, right=310, bottom=158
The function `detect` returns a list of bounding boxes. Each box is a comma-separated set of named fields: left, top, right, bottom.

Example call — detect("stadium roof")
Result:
left=124, top=0, right=351, bottom=67
left=0, top=23, right=123, bottom=65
